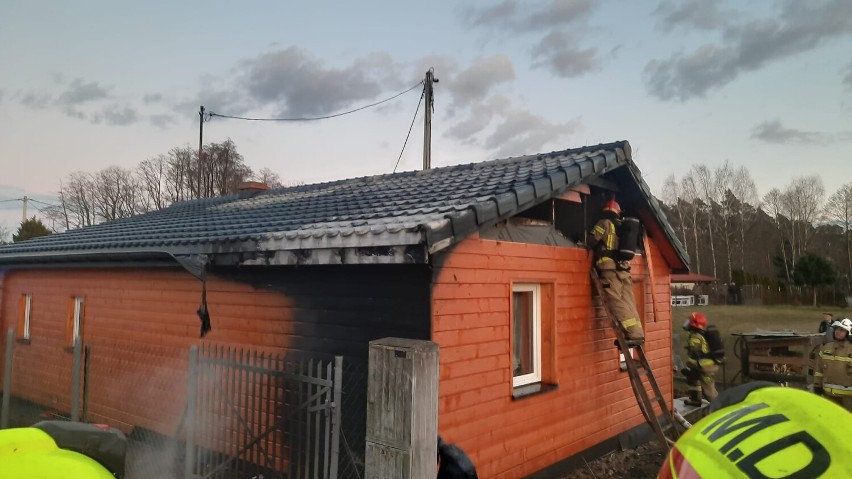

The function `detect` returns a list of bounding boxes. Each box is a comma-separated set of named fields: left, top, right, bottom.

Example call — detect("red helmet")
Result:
left=689, top=312, right=707, bottom=330
left=603, top=199, right=621, bottom=216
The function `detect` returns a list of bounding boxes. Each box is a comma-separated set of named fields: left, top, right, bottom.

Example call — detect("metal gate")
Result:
left=185, top=345, right=342, bottom=479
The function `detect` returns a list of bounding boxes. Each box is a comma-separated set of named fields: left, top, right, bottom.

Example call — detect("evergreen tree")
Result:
left=13, top=217, right=52, bottom=242
left=793, top=253, right=836, bottom=307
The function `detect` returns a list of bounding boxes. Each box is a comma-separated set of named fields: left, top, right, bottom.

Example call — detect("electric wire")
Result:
left=393, top=85, right=425, bottom=173
left=209, top=80, right=425, bottom=122
left=29, top=198, right=59, bottom=208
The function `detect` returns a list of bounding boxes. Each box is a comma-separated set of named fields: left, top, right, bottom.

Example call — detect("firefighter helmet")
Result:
left=658, top=382, right=852, bottom=478
left=832, top=318, right=852, bottom=333
left=602, top=199, right=621, bottom=216
left=688, top=312, right=707, bottom=330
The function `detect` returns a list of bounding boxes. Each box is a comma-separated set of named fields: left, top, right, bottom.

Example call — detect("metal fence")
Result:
left=186, top=345, right=342, bottom=479
left=1, top=330, right=346, bottom=479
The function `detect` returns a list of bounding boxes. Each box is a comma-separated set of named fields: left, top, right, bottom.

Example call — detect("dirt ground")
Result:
left=559, top=440, right=667, bottom=479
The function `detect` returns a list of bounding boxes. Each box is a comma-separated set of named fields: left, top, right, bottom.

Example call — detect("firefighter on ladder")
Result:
left=683, top=312, right=718, bottom=406
left=588, top=198, right=645, bottom=345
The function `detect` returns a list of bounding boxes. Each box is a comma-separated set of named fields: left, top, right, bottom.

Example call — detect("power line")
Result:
left=208, top=80, right=425, bottom=122
left=29, top=198, right=59, bottom=208
left=393, top=85, right=425, bottom=174
left=0, top=198, right=22, bottom=203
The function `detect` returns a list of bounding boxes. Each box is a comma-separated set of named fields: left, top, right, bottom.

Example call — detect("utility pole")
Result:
left=423, top=69, right=438, bottom=170
left=198, top=106, right=205, bottom=199
left=21, top=196, right=28, bottom=223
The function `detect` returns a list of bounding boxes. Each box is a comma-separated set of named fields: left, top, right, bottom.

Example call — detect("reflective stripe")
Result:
left=593, top=225, right=605, bottom=234
left=818, top=351, right=852, bottom=362
left=814, top=372, right=824, bottom=377
left=698, top=358, right=716, bottom=368
left=621, top=318, right=639, bottom=328
left=596, top=257, right=614, bottom=265
left=824, top=386, right=852, bottom=396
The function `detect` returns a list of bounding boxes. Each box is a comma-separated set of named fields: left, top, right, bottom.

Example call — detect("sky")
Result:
left=1, top=0, right=851, bottom=238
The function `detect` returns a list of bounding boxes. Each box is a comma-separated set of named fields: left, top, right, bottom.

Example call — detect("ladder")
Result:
left=590, top=269, right=681, bottom=447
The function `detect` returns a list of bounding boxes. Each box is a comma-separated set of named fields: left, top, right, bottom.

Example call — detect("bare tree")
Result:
left=254, top=167, right=283, bottom=188
left=203, top=139, right=253, bottom=197
left=59, top=172, right=97, bottom=229
left=0, top=223, right=11, bottom=244
left=784, top=176, right=825, bottom=263
left=137, top=155, right=169, bottom=212
left=92, top=166, right=139, bottom=222
left=763, top=188, right=792, bottom=282
left=714, top=162, right=735, bottom=281
left=825, top=182, right=852, bottom=290
left=680, top=175, right=702, bottom=274
left=694, top=165, right=718, bottom=278
left=730, top=166, right=759, bottom=271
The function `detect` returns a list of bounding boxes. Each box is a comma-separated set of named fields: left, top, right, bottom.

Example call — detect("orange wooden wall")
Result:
left=0, top=268, right=298, bottom=433
left=432, top=235, right=673, bottom=478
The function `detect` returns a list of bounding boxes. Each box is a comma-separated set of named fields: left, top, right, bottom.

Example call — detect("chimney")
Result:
left=238, top=181, right=270, bottom=192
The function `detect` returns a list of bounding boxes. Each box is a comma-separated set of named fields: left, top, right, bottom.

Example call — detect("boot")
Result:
left=685, top=389, right=703, bottom=407
left=624, top=323, right=645, bottom=342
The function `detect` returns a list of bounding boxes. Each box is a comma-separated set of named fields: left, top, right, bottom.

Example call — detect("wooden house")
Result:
left=0, top=140, right=688, bottom=477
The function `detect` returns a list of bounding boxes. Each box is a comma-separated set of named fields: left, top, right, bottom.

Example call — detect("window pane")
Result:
left=513, top=291, right=534, bottom=377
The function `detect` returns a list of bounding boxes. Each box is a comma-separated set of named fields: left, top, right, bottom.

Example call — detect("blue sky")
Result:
left=1, top=0, right=851, bottom=237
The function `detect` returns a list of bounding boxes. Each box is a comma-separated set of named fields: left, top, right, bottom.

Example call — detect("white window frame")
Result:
left=23, top=293, right=32, bottom=340
left=72, top=297, right=84, bottom=343
left=512, top=283, right=542, bottom=387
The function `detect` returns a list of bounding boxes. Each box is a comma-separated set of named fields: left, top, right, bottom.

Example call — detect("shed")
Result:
left=0, top=140, right=688, bottom=478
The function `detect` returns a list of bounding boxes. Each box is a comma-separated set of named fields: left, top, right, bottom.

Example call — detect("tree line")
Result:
left=660, top=162, right=852, bottom=300
left=39, top=139, right=283, bottom=232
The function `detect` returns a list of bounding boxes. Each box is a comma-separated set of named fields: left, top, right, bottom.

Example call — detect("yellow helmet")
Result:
left=658, top=382, right=852, bottom=478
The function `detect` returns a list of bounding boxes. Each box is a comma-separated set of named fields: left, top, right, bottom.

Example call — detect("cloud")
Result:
left=645, top=0, right=852, bottom=101
left=19, top=92, right=52, bottom=108
left=531, top=30, right=598, bottom=77
left=463, top=0, right=594, bottom=32
left=240, top=47, right=405, bottom=117
left=15, top=77, right=142, bottom=125
left=443, top=93, right=580, bottom=157
left=447, top=55, right=515, bottom=105
left=484, top=106, right=581, bottom=158
left=93, top=105, right=139, bottom=126
left=149, top=113, right=177, bottom=128
left=844, top=62, right=852, bottom=90
left=143, top=93, right=163, bottom=104
left=653, top=0, right=728, bottom=32
left=56, top=78, right=109, bottom=105
left=751, top=120, right=852, bottom=145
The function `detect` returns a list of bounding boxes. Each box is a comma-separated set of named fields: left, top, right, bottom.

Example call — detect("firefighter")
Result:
left=683, top=312, right=718, bottom=406
left=588, top=198, right=644, bottom=344
left=819, top=312, right=834, bottom=344
left=811, top=317, right=852, bottom=411
left=658, top=382, right=852, bottom=478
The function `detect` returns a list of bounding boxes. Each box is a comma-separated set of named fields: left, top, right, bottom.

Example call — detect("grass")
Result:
left=669, top=304, right=846, bottom=389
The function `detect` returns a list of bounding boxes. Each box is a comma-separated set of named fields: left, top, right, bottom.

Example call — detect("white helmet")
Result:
left=832, top=318, right=852, bottom=333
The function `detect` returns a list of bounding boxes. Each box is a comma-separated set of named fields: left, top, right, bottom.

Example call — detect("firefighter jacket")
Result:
left=588, top=218, right=628, bottom=271
left=686, top=331, right=716, bottom=371
left=813, top=339, right=852, bottom=397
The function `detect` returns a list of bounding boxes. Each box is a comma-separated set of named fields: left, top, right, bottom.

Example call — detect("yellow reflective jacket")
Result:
left=589, top=218, right=618, bottom=270
left=686, top=332, right=716, bottom=369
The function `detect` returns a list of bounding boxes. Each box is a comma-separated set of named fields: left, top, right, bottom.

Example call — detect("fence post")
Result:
left=71, top=336, right=82, bottom=422
left=365, top=338, right=438, bottom=479
left=328, top=356, right=343, bottom=479
left=1, top=328, right=14, bottom=429
left=185, top=345, right=199, bottom=479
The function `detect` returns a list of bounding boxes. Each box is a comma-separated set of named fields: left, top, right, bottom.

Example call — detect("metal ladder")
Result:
left=591, top=269, right=681, bottom=447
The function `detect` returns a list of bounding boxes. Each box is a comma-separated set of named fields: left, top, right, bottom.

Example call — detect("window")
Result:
left=66, top=296, right=85, bottom=346
left=17, top=293, right=32, bottom=341
left=512, top=284, right=541, bottom=387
